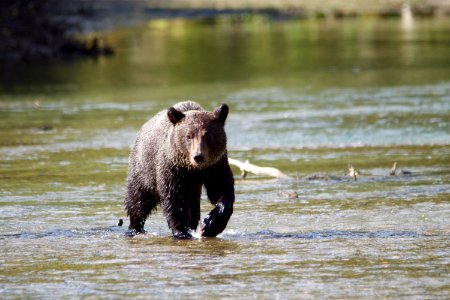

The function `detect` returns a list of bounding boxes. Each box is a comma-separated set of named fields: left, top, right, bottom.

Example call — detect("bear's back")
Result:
left=173, top=101, right=204, bottom=113
left=141, top=101, right=204, bottom=137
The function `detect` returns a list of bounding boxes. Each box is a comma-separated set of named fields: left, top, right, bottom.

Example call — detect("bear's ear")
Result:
left=167, top=107, right=185, bottom=125
left=213, top=104, right=229, bottom=125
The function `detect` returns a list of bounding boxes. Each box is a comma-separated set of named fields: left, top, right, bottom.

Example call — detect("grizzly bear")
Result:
left=125, top=101, right=235, bottom=239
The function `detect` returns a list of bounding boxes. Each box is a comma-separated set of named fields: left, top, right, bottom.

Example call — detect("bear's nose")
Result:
left=193, top=153, right=204, bottom=164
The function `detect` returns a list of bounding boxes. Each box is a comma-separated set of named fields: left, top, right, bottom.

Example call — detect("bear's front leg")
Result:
left=163, top=188, right=201, bottom=240
left=201, top=201, right=233, bottom=237
left=202, top=161, right=235, bottom=237
left=165, top=204, right=198, bottom=239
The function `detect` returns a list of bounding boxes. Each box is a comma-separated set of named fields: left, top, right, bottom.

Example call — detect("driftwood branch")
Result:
left=228, top=158, right=290, bottom=179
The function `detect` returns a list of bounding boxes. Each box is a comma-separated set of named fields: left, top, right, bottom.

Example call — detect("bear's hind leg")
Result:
left=125, top=188, right=157, bottom=235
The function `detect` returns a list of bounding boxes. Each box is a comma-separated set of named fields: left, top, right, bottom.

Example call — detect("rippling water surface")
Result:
left=1, top=18, right=449, bottom=299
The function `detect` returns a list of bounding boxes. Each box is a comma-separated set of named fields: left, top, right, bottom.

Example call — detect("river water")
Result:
left=1, top=17, right=449, bottom=299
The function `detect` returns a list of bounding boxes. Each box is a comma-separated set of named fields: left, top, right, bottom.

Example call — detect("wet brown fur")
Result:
left=125, top=101, right=234, bottom=238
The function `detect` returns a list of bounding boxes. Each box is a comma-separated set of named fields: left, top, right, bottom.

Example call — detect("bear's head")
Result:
left=167, top=104, right=229, bottom=169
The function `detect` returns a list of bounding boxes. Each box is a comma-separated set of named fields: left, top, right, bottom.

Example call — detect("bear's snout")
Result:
left=188, top=132, right=208, bottom=167
left=193, top=153, right=204, bottom=164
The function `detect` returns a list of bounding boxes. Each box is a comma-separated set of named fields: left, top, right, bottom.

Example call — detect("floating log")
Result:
left=228, top=158, right=290, bottom=179
left=389, top=162, right=412, bottom=176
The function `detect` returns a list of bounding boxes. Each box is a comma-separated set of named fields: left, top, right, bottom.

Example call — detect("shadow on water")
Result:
left=2, top=227, right=442, bottom=241
left=245, top=229, right=441, bottom=239
left=0, top=226, right=125, bottom=240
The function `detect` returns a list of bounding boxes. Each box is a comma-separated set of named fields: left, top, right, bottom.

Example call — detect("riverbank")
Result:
left=1, top=0, right=449, bottom=63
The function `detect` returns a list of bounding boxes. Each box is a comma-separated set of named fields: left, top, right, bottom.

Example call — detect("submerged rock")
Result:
left=306, top=174, right=343, bottom=181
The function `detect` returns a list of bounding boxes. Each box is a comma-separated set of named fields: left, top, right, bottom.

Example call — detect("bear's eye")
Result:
left=186, top=133, right=194, bottom=140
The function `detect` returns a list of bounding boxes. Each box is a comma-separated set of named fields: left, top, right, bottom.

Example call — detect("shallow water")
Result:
left=1, top=18, right=449, bottom=299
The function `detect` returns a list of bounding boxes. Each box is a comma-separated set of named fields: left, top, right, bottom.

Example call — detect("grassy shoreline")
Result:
left=123, top=0, right=450, bottom=18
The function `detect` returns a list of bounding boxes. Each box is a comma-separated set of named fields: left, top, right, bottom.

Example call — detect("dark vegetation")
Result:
left=0, top=0, right=112, bottom=62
